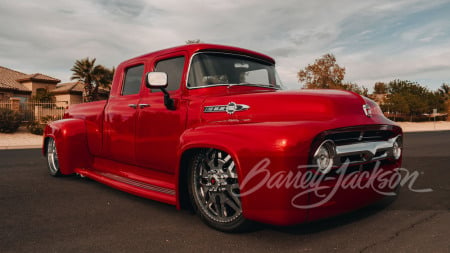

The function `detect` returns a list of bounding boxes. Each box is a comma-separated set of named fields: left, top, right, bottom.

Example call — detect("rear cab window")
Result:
left=122, top=64, right=144, bottom=96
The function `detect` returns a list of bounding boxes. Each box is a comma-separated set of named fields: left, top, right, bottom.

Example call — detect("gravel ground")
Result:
left=1, top=122, right=450, bottom=149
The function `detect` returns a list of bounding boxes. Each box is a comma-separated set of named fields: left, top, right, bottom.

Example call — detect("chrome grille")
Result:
left=327, top=130, right=392, bottom=145
left=310, top=125, right=402, bottom=175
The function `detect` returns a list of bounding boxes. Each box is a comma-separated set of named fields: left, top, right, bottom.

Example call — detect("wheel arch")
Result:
left=175, top=123, right=315, bottom=224
left=43, top=119, right=93, bottom=175
left=176, top=135, right=246, bottom=211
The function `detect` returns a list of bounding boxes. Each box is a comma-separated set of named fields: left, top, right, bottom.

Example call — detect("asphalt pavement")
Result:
left=0, top=131, right=449, bottom=252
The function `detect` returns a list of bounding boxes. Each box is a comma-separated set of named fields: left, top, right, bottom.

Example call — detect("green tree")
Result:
left=382, top=80, right=446, bottom=121
left=70, top=57, right=114, bottom=102
left=341, top=82, right=368, bottom=96
left=436, top=83, right=449, bottom=114
left=373, top=82, right=388, bottom=94
left=298, top=53, right=346, bottom=89
left=438, top=83, right=449, bottom=100
left=383, top=93, right=409, bottom=114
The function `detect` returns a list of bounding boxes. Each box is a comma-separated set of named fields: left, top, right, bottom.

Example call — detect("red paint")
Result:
left=43, top=44, right=402, bottom=226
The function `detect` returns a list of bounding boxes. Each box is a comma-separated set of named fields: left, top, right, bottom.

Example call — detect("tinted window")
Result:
left=154, top=56, right=185, bottom=92
left=187, top=53, right=282, bottom=89
left=122, top=64, right=144, bottom=95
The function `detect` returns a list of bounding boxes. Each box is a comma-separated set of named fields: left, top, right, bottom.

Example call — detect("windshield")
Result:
left=187, top=52, right=283, bottom=89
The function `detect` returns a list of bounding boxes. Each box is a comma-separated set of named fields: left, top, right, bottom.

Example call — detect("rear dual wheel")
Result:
left=188, top=149, right=252, bottom=232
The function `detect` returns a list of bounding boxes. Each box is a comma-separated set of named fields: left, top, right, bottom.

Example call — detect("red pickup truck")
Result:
left=44, top=44, right=403, bottom=232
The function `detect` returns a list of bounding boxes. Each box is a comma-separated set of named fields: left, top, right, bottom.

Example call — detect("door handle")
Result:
left=128, top=104, right=137, bottom=109
left=139, top=104, right=150, bottom=109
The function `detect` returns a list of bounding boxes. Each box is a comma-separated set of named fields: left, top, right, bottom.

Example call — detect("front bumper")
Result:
left=241, top=125, right=403, bottom=226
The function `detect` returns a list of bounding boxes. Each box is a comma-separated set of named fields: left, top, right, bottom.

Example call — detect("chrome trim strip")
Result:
left=100, top=172, right=175, bottom=196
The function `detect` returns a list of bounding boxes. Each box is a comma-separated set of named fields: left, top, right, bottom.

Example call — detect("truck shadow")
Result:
left=260, top=195, right=397, bottom=235
left=59, top=174, right=398, bottom=235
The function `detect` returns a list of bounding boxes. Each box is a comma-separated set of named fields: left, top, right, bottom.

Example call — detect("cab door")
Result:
left=135, top=52, right=188, bottom=174
left=103, top=63, right=144, bottom=165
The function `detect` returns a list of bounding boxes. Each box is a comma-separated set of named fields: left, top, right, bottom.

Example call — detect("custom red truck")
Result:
left=44, top=44, right=403, bottom=232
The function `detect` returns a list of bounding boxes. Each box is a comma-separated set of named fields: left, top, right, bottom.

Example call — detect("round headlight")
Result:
left=392, top=137, right=402, bottom=160
left=313, top=140, right=336, bottom=174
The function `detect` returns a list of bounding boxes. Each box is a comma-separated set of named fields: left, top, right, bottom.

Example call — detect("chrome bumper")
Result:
left=334, top=135, right=402, bottom=165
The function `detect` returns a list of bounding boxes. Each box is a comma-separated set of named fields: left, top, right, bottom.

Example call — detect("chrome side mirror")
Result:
left=145, top=72, right=175, bottom=110
left=146, top=72, right=168, bottom=88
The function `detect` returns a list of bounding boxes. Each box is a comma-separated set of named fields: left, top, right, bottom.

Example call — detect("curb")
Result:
left=402, top=129, right=450, bottom=133
left=0, top=145, right=41, bottom=150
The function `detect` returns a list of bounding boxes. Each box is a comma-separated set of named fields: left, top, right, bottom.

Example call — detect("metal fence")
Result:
left=0, top=101, right=75, bottom=123
left=0, top=101, right=12, bottom=110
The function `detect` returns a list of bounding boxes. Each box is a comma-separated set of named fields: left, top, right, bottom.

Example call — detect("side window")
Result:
left=36, top=88, right=46, bottom=97
left=122, top=64, right=144, bottom=95
left=154, top=56, right=185, bottom=92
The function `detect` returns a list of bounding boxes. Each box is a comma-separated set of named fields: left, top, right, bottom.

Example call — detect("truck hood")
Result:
left=200, top=89, right=379, bottom=124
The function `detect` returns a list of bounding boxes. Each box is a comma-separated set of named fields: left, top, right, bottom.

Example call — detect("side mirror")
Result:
left=146, top=72, right=168, bottom=88
left=145, top=72, right=175, bottom=110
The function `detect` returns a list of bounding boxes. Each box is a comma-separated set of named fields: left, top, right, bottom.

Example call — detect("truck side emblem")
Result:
left=204, top=102, right=250, bottom=115
left=362, top=104, right=372, bottom=118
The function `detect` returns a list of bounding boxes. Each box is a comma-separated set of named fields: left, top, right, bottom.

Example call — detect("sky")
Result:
left=1, top=0, right=449, bottom=91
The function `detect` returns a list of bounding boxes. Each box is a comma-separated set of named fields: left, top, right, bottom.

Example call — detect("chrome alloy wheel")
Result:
left=47, top=138, right=60, bottom=176
left=192, top=149, right=242, bottom=223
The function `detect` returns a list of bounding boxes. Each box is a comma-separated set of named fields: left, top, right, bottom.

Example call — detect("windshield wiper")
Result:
left=227, top=83, right=280, bottom=89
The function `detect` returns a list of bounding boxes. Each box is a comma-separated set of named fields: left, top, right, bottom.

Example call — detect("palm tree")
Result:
left=71, top=57, right=97, bottom=102
left=92, top=66, right=115, bottom=100
left=71, top=58, right=115, bottom=102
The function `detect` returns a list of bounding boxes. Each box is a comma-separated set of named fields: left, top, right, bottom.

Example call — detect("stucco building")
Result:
left=0, top=66, right=104, bottom=106
left=0, top=66, right=60, bottom=102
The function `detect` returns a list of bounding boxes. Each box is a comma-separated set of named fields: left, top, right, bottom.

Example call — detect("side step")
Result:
left=75, top=168, right=177, bottom=206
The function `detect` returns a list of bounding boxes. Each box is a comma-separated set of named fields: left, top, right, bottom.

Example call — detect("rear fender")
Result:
left=43, top=119, right=93, bottom=175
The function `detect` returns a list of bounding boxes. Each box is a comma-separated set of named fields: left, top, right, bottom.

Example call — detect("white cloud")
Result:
left=0, top=0, right=448, bottom=90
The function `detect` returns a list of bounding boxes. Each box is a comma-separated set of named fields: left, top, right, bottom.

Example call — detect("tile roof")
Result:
left=17, top=73, right=61, bottom=83
left=51, top=81, right=84, bottom=94
left=0, top=66, right=61, bottom=92
left=0, top=66, right=29, bottom=92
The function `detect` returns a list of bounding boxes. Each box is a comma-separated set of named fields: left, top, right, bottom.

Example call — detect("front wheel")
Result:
left=188, top=149, right=252, bottom=232
left=46, top=138, right=61, bottom=176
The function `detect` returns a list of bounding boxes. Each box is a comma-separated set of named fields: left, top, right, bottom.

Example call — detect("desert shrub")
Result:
left=27, top=121, right=44, bottom=135
left=27, top=115, right=56, bottom=135
left=0, top=108, right=22, bottom=133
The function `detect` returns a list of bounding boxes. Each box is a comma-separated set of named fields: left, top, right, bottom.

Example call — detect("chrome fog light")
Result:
left=393, top=136, right=402, bottom=160
left=313, top=140, right=336, bottom=174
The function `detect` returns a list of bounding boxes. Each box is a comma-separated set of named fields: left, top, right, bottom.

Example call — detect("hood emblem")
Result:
left=204, top=102, right=250, bottom=115
left=362, top=104, right=372, bottom=118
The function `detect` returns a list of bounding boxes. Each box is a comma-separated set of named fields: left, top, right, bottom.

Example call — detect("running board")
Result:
left=75, top=168, right=176, bottom=206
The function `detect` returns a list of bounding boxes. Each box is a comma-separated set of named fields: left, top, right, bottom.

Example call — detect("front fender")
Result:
left=43, top=119, right=93, bottom=175
left=178, top=122, right=316, bottom=225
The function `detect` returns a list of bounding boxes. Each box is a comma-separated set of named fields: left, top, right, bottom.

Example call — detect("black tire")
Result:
left=188, top=149, right=252, bottom=232
left=46, top=138, right=61, bottom=176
